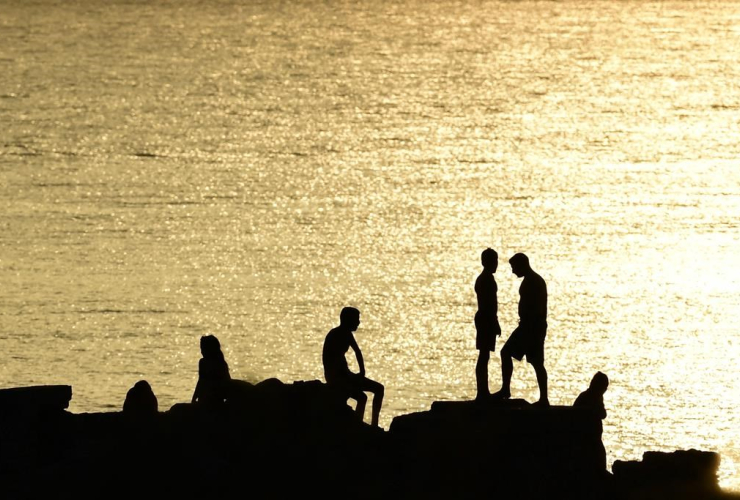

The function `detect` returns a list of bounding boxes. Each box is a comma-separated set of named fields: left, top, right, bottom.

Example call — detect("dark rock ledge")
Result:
left=0, top=382, right=737, bottom=500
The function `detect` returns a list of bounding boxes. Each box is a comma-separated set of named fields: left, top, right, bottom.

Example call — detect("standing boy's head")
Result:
left=481, top=248, right=498, bottom=271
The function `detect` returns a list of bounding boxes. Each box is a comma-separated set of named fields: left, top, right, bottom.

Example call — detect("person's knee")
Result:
left=368, top=380, right=383, bottom=397
left=500, top=345, right=512, bottom=359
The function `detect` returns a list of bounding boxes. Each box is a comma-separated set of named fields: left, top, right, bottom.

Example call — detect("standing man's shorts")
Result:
left=503, top=320, right=547, bottom=364
left=475, top=311, right=497, bottom=351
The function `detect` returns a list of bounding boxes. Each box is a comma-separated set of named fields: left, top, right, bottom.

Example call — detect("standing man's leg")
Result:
left=475, top=349, right=489, bottom=399
left=532, top=361, right=549, bottom=406
left=531, top=326, right=548, bottom=406
left=497, top=344, right=513, bottom=398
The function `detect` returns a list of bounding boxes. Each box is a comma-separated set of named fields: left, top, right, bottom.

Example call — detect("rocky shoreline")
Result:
left=0, top=382, right=736, bottom=500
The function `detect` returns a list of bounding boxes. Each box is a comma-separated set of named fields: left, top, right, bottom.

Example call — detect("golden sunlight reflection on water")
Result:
left=2, top=0, right=740, bottom=491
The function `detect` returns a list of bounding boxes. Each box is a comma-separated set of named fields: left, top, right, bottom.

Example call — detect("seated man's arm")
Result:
left=349, top=335, right=366, bottom=377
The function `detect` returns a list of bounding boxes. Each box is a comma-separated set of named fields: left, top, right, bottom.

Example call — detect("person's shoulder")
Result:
left=574, top=389, right=602, bottom=406
left=530, top=270, right=547, bottom=286
left=573, top=390, right=586, bottom=405
left=477, top=271, right=495, bottom=283
left=324, top=326, right=337, bottom=340
left=325, top=326, right=345, bottom=341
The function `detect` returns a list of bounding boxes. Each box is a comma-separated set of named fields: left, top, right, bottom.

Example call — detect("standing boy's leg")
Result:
left=532, top=362, right=548, bottom=406
left=476, top=349, right=490, bottom=399
left=349, top=387, right=368, bottom=421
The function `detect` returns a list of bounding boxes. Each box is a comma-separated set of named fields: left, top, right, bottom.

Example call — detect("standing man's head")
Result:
left=509, top=253, right=531, bottom=277
left=340, top=306, right=361, bottom=331
left=481, top=248, right=498, bottom=272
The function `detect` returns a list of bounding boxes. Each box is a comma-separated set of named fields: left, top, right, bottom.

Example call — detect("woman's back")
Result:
left=192, top=335, right=231, bottom=406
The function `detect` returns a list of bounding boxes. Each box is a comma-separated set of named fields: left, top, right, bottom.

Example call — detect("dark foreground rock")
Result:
left=613, top=449, right=734, bottom=500
left=389, top=397, right=613, bottom=499
left=1, top=380, right=384, bottom=500
left=1, top=383, right=738, bottom=500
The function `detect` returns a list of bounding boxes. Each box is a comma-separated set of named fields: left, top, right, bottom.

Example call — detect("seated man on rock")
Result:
left=322, top=307, right=384, bottom=427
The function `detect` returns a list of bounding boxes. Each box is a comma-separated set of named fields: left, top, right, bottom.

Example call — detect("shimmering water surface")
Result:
left=2, top=0, right=740, bottom=491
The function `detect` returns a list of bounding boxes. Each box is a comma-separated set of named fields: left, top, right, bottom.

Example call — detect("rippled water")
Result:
left=2, top=0, right=739, bottom=491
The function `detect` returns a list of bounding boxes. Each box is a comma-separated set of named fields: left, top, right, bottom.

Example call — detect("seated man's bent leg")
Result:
left=347, top=386, right=368, bottom=421
left=326, top=377, right=352, bottom=404
left=357, top=377, right=384, bottom=427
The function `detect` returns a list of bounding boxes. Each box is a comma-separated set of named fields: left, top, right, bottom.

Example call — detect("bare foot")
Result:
left=490, top=389, right=511, bottom=400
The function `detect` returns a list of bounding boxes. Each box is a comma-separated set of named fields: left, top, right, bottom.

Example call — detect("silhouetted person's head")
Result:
left=509, top=252, right=531, bottom=277
left=200, top=334, right=222, bottom=358
left=123, top=380, right=158, bottom=415
left=590, top=371, right=609, bottom=395
left=481, top=248, right=498, bottom=272
left=340, top=307, right=361, bottom=331
left=134, top=380, right=152, bottom=392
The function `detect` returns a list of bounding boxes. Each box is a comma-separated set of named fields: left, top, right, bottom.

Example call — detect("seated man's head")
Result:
left=340, top=307, right=361, bottom=330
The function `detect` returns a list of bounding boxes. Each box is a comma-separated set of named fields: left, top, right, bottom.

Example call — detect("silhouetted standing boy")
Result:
left=492, top=253, right=549, bottom=406
left=322, top=307, right=385, bottom=427
left=474, top=248, right=501, bottom=400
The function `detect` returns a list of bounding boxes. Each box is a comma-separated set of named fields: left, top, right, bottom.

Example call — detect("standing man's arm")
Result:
left=349, top=335, right=366, bottom=377
left=538, top=276, right=548, bottom=319
left=493, top=283, right=502, bottom=336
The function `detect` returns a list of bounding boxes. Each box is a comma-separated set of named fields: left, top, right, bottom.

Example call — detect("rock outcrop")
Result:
left=1, top=382, right=736, bottom=500
left=613, top=449, right=725, bottom=500
left=388, top=397, right=612, bottom=499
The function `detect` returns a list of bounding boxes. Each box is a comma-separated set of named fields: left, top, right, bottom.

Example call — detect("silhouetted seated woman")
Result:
left=191, top=335, right=232, bottom=408
left=191, top=334, right=254, bottom=408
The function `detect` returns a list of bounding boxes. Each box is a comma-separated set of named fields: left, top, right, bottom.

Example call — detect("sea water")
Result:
left=1, top=0, right=739, bottom=491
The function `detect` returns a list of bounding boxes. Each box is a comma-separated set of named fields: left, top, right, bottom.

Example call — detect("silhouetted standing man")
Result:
left=322, top=307, right=385, bottom=427
left=493, top=253, right=549, bottom=406
left=474, top=248, right=501, bottom=400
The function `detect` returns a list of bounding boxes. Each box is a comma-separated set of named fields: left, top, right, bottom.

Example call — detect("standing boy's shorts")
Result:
left=475, top=311, right=498, bottom=351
